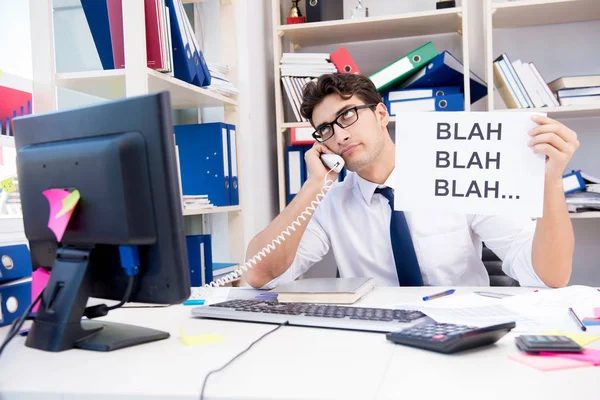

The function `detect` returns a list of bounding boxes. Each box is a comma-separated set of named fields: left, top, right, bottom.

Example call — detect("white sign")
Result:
left=394, top=112, right=546, bottom=217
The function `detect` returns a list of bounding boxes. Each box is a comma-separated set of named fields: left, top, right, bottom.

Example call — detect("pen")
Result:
left=568, top=307, right=587, bottom=332
left=422, top=289, right=455, bottom=301
left=474, top=291, right=514, bottom=299
left=183, top=299, right=205, bottom=306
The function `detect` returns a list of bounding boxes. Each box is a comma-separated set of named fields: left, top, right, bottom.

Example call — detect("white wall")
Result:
left=234, top=0, right=279, bottom=248
left=0, top=0, right=33, bottom=79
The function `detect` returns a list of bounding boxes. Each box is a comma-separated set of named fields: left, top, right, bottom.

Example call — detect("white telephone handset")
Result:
left=320, top=154, right=345, bottom=173
left=196, top=153, right=345, bottom=290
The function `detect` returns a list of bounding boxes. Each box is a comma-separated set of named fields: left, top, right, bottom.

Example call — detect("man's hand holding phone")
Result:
left=304, top=143, right=344, bottom=183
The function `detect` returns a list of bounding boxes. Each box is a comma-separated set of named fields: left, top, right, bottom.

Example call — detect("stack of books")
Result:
left=280, top=53, right=337, bottom=78
left=182, top=195, right=214, bottom=211
left=205, top=62, right=240, bottom=98
left=548, top=75, right=600, bottom=107
left=280, top=53, right=336, bottom=122
left=493, top=53, right=559, bottom=109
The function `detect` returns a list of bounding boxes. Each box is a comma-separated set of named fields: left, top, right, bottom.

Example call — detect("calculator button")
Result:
left=535, top=336, right=548, bottom=342
left=432, top=334, right=447, bottom=341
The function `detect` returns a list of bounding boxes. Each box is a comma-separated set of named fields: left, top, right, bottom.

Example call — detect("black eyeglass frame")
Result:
left=311, top=103, right=378, bottom=143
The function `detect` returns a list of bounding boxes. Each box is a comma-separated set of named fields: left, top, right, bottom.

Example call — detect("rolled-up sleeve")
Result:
left=260, top=212, right=331, bottom=290
left=469, top=215, right=547, bottom=287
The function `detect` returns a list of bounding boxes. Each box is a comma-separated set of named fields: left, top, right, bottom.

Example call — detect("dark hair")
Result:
left=300, top=73, right=382, bottom=123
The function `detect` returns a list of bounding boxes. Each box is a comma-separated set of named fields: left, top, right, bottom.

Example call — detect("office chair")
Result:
left=482, top=245, right=520, bottom=287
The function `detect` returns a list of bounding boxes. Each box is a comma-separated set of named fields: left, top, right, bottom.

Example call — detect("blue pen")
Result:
left=422, top=289, right=455, bottom=301
left=183, top=299, right=205, bottom=306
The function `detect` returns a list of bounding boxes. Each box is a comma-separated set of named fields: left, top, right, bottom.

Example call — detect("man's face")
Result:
left=312, top=94, right=387, bottom=172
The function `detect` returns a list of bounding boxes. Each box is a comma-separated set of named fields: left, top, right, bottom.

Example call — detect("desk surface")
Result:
left=1, top=286, right=599, bottom=400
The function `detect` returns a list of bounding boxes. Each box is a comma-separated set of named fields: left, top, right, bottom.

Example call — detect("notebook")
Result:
left=270, top=277, right=376, bottom=304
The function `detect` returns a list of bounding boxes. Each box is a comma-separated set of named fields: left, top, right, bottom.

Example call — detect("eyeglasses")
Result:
left=312, top=103, right=377, bottom=143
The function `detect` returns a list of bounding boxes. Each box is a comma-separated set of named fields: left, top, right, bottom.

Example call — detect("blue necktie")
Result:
left=375, top=187, right=424, bottom=286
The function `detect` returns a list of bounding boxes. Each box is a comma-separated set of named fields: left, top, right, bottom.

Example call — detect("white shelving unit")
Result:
left=271, top=0, right=471, bottom=212
left=55, top=69, right=238, bottom=109
left=484, top=0, right=600, bottom=222
left=29, top=0, right=246, bottom=265
left=484, top=0, right=600, bottom=118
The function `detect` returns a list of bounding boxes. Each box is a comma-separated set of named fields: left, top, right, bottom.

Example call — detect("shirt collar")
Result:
left=356, top=168, right=397, bottom=204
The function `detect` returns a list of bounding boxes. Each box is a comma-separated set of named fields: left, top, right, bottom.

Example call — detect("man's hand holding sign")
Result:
left=396, top=112, right=577, bottom=288
left=529, top=114, right=579, bottom=288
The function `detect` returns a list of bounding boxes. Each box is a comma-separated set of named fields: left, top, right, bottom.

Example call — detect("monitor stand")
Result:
left=25, top=247, right=169, bottom=352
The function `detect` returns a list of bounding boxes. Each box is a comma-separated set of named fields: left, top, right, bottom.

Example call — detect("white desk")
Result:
left=1, top=287, right=599, bottom=400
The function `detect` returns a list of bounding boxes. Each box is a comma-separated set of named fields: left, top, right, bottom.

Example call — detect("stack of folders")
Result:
left=548, top=75, right=600, bottom=107
left=493, top=54, right=560, bottom=109
left=82, top=0, right=211, bottom=88
left=383, top=87, right=463, bottom=116
left=186, top=234, right=239, bottom=286
left=174, top=123, right=239, bottom=208
left=286, top=131, right=348, bottom=204
left=0, top=245, right=32, bottom=327
left=562, top=170, right=600, bottom=213
left=205, top=62, right=240, bottom=98
left=368, top=42, right=487, bottom=113
left=280, top=53, right=337, bottom=122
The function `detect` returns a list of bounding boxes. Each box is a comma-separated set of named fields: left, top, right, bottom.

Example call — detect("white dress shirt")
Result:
left=263, top=169, right=547, bottom=289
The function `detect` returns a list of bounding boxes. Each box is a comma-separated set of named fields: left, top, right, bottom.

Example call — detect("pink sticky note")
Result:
left=594, top=308, right=600, bottom=318
left=540, top=349, right=600, bottom=366
left=31, top=267, right=51, bottom=312
left=508, top=353, right=593, bottom=371
left=42, top=189, right=76, bottom=242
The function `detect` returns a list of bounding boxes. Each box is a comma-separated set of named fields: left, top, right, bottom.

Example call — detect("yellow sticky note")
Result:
left=1, top=177, right=16, bottom=193
left=179, top=328, right=225, bottom=346
left=544, top=331, right=600, bottom=347
left=56, top=189, right=80, bottom=218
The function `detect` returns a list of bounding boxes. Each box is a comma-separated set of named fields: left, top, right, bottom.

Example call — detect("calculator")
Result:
left=514, top=335, right=583, bottom=353
left=386, top=321, right=516, bottom=354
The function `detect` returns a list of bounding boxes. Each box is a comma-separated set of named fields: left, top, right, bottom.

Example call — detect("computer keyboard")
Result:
left=191, top=299, right=431, bottom=333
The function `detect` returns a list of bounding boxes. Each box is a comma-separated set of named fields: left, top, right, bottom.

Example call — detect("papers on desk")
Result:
left=392, top=286, right=600, bottom=333
left=394, top=293, right=541, bottom=331
left=418, top=304, right=539, bottom=330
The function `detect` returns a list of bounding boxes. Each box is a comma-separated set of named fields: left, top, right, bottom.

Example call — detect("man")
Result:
left=246, top=73, right=579, bottom=289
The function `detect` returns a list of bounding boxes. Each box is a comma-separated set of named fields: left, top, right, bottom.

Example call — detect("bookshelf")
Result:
left=271, top=0, right=471, bottom=212
left=28, top=0, right=246, bottom=266
left=484, top=0, right=600, bottom=224
left=484, top=0, right=600, bottom=118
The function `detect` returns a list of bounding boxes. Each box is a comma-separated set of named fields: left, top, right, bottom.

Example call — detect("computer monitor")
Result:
left=13, top=91, right=191, bottom=352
